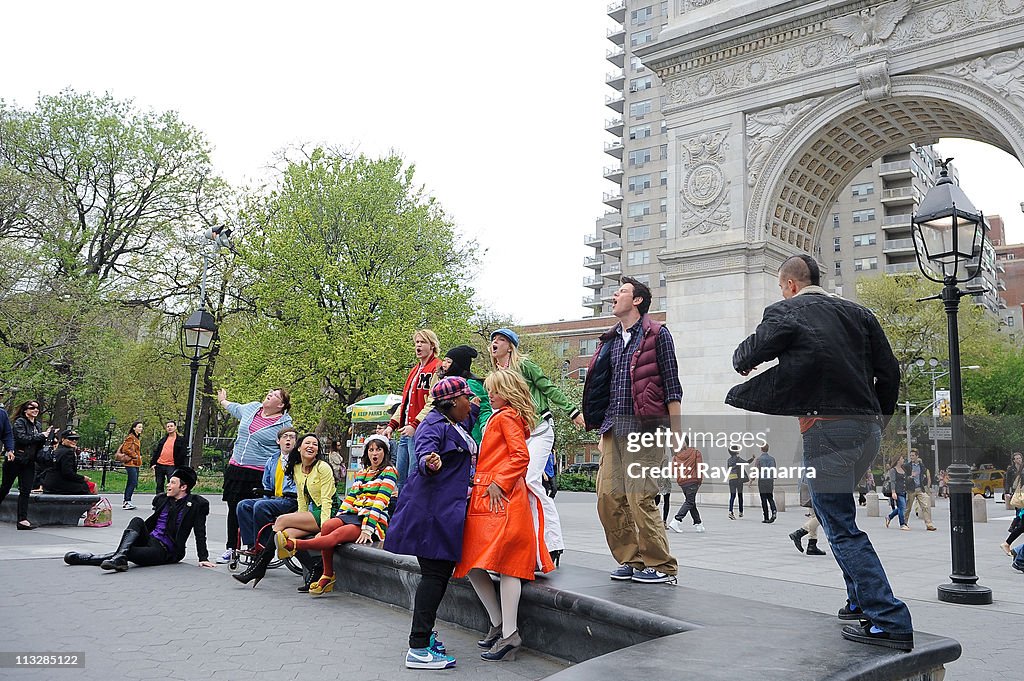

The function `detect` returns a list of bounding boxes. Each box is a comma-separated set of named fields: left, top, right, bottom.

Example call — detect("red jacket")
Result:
left=388, top=356, right=440, bottom=430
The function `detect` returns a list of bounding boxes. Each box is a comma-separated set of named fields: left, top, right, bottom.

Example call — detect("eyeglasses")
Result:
left=27, top=405, right=39, bottom=410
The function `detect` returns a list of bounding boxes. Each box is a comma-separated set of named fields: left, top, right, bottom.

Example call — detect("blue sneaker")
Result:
left=609, top=564, right=635, bottom=580
left=406, top=647, right=456, bottom=670
left=631, top=567, right=677, bottom=584
left=429, top=630, right=446, bottom=655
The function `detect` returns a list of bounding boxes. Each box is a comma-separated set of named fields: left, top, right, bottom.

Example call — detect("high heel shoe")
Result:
left=549, top=549, right=562, bottom=567
left=1000, top=542, right=1013, bottom=557
left=481, top=630, right=521, bottom=661
left=308, top=575, right=336, bottom=595
left=477, top=624, right=503, bottom=649
left=233, top=545, right=274, bottom=588
left=275, top=530, right=295, bottom=560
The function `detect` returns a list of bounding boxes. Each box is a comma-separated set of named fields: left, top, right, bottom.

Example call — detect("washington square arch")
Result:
left=634, top=0, right=1024, bottom=443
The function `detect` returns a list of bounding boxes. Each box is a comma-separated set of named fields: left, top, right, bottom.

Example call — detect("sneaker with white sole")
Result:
left=406, top=646, right=456, bottom=669
left=123, top=501, right=137, bottom=510
left=668, top=519, right=685, bottom=533
left=215, top=549, right=233, bottom=564
left=631, top=567, right=677, bottom=584
left=609, top=564, right=635, bottom=580
left=693, top=523, right=706, bottom=533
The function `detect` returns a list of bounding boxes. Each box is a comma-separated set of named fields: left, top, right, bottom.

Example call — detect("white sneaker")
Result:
left=123, top=501, right=137, bottom=510
left=693, top=524, right=706, bottom=533
left=668, top=519, right=685, bottom=533
left=216, top=549, right=233, bottom=564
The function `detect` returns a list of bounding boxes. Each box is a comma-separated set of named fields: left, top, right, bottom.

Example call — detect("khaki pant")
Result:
left=596, top=430, right=678, bottom=575
left=802, top=512, right=820, bottom=540
left=907, top=490, right=933, bottom=527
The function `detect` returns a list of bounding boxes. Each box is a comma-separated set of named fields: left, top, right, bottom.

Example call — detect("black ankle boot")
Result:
left=65, top=551, right=115, bottom=566
left=100, top=526, right=141, bottom=572
left=806, top=539, right=827, bottom=556
left=233, top=545, right=274, bottom=587
left=549, top=549, right=562, bottom=567
left=789, top=528, right=808, bottom=553
left=296, top=553, right=323, bottom=593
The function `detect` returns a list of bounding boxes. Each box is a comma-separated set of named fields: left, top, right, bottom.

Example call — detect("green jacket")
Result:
left=519, top=359, right=580, bottom=420
left=468, top=377, right=492, bottom=445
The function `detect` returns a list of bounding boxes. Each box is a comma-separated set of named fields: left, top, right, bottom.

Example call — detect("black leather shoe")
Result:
left=841, top=623, right=913, bottom=651
left=16, top=521, right=36, bottom=530
left=100, top=556, right=130, bottom=572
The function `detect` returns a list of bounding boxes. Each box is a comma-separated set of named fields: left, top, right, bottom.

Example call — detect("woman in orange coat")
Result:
left=455, top=369, right=554, bottom=662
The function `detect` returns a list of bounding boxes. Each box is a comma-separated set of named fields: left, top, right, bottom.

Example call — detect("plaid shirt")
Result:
left=600, top=318, right=683, bottom=434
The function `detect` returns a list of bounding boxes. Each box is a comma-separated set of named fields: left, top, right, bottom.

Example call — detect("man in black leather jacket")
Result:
left=63, top=467, right=215, bottom=572
left=726, top=255, right=913, bottom=652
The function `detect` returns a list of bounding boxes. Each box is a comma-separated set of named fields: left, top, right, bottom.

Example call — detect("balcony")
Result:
left=603, top=191, right=623, bottom=209
left=883, top=238, right=916, bottom=254
left=879, top=159, right=912, bottom=178
left=603, top=239, right=622, bottom=255
left=607, top=0, right=626, bottom=23
left=999, top=296, right=1008, bottom=309
left=605, top=117, right=623, bottom=136
left=881, top=186, right=920, bottom=204
left=603, top=164, right=624, bottom=183
left=606, top=70, right=625, bottom=90
left=605, top=93, right=624, bottom=113
left=600, top=288, right=616, bottom=302
left=602, top=261, right=623, bottom=279
left=584, top=233, right=603, bottom=247
left=584, top=255, right=605, bottom=269
left=597, top=211, right=622, bottom=236
left=881, top=214, right=912, bottom=231
left=998, top=278, right=1008, bottom=291
left=604, top=140, right=624, bottom=159
left=607, top=26, right=626, bottom=46
left=582, top=295, right=602, bottom=308
left=885, top=262, right=919, bottom=274
left=583, top=275, right=602, bottom=289
left=606, top=46, right=624, bottom=68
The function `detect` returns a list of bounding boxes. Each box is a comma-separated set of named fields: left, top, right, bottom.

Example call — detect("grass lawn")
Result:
left=85, top=467, right=224, bottom=496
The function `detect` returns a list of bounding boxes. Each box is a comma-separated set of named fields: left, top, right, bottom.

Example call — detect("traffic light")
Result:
left=939, top=400, right=951, bottom=419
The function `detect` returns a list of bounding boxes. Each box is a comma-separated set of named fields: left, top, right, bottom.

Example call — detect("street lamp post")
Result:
left=180, top=226, right=232, bottom=463
left=911, top=158, right=992, bottom=605
left=101, top=418, right=117, bottom=491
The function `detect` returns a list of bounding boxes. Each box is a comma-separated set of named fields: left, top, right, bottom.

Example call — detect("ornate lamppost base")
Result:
left=937, top=583, right=993, bottom=605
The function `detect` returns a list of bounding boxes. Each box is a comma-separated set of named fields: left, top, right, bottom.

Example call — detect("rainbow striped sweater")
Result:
left=338, top=465, right=398, bottom=540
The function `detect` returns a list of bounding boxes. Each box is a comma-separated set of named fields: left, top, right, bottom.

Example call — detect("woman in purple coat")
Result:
left=384, top=377, right=480, bottom=670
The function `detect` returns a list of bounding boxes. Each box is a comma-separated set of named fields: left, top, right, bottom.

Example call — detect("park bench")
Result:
left=0, top=492, right=99, bottom=526
left=321, top=544, right=960, bottom=680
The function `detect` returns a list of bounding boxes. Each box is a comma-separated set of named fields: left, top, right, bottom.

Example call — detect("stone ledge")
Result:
left=328, top=544, right=961, bottom=679
left=0, top=492, right=99, bottom=526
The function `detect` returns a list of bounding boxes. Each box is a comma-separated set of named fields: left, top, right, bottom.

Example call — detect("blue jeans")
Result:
left=123, top=466, right=139, bottom=503
left=236, top=496, right=298, bottom=548
left=887, top=494, right=907, bottom=526
left=395, top=434, right=416, bottom=493
left=803, top=418, right=913, bottom=635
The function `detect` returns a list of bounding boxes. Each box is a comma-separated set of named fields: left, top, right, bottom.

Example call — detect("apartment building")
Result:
left=990, top=216, right=1024, bottom=338
left=585, top=1, right=671, bottom=318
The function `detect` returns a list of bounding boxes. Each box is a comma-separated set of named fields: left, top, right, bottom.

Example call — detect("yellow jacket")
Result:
left=294, top=460, right=336, bottom=520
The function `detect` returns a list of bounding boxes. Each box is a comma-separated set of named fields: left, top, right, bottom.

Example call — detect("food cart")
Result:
left=345, top=394, right=401, bottom=490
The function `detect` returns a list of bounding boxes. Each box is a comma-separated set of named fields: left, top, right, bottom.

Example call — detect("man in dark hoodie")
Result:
left=726, top=254, right=911, bottom=652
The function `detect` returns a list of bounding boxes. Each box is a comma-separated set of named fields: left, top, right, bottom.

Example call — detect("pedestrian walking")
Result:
left=581, top=277, right=681, bottom=584
left=1000, top=452, right=1024, bottom=556
left=726, top=446, right=754, bottom=520
left=383, top=377, right=480, bottom=669
left=456, top=370, right=553, bottom=662
left=755, top=443, right=777, bottom=523
left=383, top=329, right=441, bottom=494
left=727, top=254, right=913, bottom=651
left=216, top=387, right=293, bottom=564
left=789, top=480, right=826, bottom=556
left=490, top=327, right=582, bottom=567
left=885, top=456, right=910, bottom=530
left=668, top=437, right=705, bottom=534
left=1, top=400, right=55, bottom=529
left=905, top=449, right=936, bottom=531
left=858, top=469, right=874, bottom=506
left=149, top=421, right=187, bottom=497
left=115, top=421, right=144, bottom=510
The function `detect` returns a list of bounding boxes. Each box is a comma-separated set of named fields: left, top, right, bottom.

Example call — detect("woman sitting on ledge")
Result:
left=279, top=434, right=398, bottom=595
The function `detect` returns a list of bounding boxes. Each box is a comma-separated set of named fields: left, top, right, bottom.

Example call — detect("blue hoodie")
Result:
left=224, top=401, right=293, bottom=469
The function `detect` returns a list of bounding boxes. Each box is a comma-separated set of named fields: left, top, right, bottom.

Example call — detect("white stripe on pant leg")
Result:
left=525, top=420, right=564, bottom=552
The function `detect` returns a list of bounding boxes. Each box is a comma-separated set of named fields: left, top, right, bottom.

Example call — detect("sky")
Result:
left=3, top=1, right=1022, bottom=324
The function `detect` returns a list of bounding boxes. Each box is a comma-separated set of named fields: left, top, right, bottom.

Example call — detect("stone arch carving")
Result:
left=745, top=74, right=1024, bottom=255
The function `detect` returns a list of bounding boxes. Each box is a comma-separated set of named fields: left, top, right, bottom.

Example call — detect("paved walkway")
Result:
left=1, top=491, right=1019, bottom=679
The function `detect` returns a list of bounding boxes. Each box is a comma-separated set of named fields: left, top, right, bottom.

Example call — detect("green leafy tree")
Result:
left=223, top=150, right=479, bottom=428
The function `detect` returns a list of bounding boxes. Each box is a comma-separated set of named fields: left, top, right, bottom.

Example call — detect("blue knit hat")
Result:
left=490, top=328, right=520, bottom=348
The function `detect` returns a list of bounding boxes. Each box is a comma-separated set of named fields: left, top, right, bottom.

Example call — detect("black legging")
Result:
left=122, top=516, right=172, bottom=566
left=410, top=557, right=456, bottom=649
left=0, top=459, right=35, bottom=522
left=654, top=493, right=672, bottom=523
left=729, top=479, right=744, bottom=513
left=1007, top=513, right=1024, bottom=546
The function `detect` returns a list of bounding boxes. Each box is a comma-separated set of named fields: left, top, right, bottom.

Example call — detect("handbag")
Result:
left=84, top=498, right=113, bottom=527
left=1010, top=487, right=1024, bottom=509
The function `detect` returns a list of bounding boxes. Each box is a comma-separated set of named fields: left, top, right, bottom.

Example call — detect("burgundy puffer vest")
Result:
left=630, top=316, right=666, bottom=420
